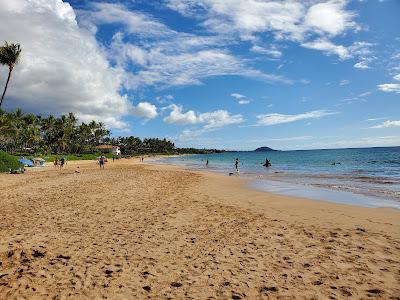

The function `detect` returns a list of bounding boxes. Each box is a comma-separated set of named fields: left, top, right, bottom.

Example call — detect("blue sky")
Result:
left=1, top=0, right=399, bottom=150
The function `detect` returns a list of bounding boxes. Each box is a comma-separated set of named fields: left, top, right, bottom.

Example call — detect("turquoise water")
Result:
left=160, top=147, right=400, bottom=208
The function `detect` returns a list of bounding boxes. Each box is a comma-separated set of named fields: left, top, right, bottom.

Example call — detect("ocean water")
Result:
left=159, top=147, right=400, bottom=209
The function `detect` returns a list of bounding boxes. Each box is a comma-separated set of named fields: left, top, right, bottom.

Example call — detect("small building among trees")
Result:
left=96, top=145, right=121, bottom=156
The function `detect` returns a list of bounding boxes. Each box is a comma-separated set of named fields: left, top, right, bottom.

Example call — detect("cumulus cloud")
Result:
left=256, top=110, right=336, bottom=126
left=132, top=102, right=158, bottom=119
left=370, top=120, right=400, bottom=129
left=303, top=1, right=357, bottom=36
left=168, top=0, right=357, bottom=40
left=163, top=104, right=199, bottom=125
left=201, top=110, right=244, bottom=129
left=301, top=39, right=350, bottom=59
left=164, top=104, right=243, bottom=128
left=377, top=83, right=400, bottom=93
left=0, top=0, right=131, bottom=129
left=166, top=0, right=365, bottom=60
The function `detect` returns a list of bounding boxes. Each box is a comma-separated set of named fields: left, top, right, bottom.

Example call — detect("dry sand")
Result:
left=0, top=159, right=399, bottom=299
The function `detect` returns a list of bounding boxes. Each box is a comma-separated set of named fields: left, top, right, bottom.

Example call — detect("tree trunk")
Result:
left=0, top=66, right=13, bottom=108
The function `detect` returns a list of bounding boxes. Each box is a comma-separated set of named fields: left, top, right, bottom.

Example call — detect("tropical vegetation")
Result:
left=0, top=42, right=22, bottom=107
left=0, top=109, right=223, bottom=156
left=0, top=150, right=22, bottom=172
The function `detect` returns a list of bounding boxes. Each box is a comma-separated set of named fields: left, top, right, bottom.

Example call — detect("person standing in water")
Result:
left=206, top=159, right=209, bottom=167
left=263, top=157, right=271, bottom=167
left=234, top=158, right=240, bottom=172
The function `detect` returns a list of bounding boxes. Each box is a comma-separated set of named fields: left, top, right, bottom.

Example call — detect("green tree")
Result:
left=0, top=42, right=22, bottom=107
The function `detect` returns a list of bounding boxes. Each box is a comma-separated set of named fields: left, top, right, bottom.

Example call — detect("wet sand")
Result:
left=0, top=159, right=399, bottom=299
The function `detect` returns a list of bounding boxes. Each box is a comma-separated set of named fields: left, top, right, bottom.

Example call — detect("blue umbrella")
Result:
left=18, top=158, right=33, bottom=167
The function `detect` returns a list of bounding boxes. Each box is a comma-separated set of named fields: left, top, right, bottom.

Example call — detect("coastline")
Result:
left=1, top=158, right=399, bottom=298
left=148, top=162, right=400, bottom=226
left=153, top=155, right=400, bottom=209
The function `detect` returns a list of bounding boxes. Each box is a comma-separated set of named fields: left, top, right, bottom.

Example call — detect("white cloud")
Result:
left=156, top=94, right=175, bottom=104
left=0, top=0, right=131, bottom=129
left=132, top=102, right=158, bottom=119
left=359, top=91, right=371, bottom=97
left=339, top=79, right=350, bottom=86
left=354, top=61, right=370, bottom=69
left=80, top=2, right=175, bottom=37
left=377, top=83, right=400, bottom=93
left=168, top=0, right=357, bottom=40
left=349, top=42, right=375, bottom=69
left=238, top=100, right=251, bottom=105
left=231, top=93, right=246, bottom=99
left=201, top=110, right=244, bottom=129
left=371, top=120, right=400, bottom=129
left=256, top=110, right=336, bottom=126
left=177, top=128, right=208, bottom=142
left=231, top=93, right=250, bottom=104
left=167, top=0, right=362, bottom=60
left=393, top=74, right=400, bottom=81
left=301, top=39, right=350, bottom=59
left=251, top=45, right=282, bottom=58
left=120, top=44, right=287, bottom=89
left=304, top=1, right=357, bottom=36
left=164, top=104, right=243, bottom=128
left=164, top=104, right=199, bottom=125
left=82, top=3, right=286, bottom=90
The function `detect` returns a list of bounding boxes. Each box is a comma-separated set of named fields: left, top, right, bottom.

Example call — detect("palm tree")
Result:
left=0, top=42, right=22, bottom=107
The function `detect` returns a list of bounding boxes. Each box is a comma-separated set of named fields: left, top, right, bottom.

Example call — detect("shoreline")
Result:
left=146, top=161, right=400, bottom=218
left=1, top=158, right=399, bottom=298
left=152, top=156, right=400, bottom=209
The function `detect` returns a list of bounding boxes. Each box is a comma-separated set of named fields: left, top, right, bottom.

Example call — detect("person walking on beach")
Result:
left=60, top=157, right=65, bottom=169
left=234, top=158, right=240, bottom=172
left=54, top=158, right=58, bottom=168
left=99, top=156, right=105, bottom=169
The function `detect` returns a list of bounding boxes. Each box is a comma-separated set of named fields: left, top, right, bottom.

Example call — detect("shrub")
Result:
left=0, top=150, right=22, bottom=172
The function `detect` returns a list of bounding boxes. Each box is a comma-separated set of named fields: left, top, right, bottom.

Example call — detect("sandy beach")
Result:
left=0, top=159, right=399, bottom=299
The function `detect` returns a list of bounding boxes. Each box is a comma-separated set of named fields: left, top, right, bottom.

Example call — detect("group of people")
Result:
left=205, top=157, right=272, bottom=173
left=235, top=157, right=272, bottom=172
left=53, top=156, right=109, bottom=169
left=53, top=157, right=65, bottom=168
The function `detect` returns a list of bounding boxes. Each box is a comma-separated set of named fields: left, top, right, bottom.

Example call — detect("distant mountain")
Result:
left=254, top=146, right=277, bottom=152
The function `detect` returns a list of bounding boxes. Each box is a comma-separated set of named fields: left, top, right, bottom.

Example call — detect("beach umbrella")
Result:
left=18, top=158, right=33, bottom=167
